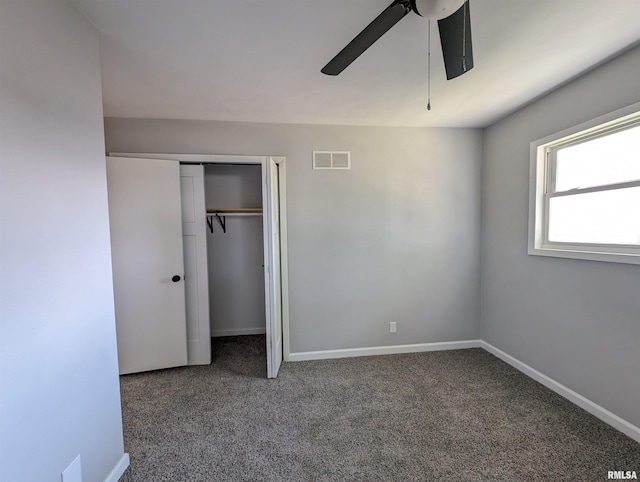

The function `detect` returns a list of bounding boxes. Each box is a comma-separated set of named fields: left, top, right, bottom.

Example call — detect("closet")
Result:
left=107, top=154, right=285, bottom=378
left=205, top=164, right=266, bottom=338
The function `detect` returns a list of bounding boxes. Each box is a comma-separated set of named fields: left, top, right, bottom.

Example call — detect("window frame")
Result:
left=528, top=101, right=640, bottom=265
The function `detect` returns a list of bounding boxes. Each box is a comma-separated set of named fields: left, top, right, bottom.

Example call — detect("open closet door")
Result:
left=106, top=156, right=188, bottom=374
left=264, top=157, right=283, bottom=378
left=180, top=165, right=211, bottom=365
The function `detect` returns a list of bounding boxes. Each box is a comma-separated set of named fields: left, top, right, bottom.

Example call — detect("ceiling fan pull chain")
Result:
left=427, top=18, right=432, bottom=110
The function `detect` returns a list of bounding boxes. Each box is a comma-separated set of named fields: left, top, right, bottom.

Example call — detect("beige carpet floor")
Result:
left=119, top=335, right=639, bottom=481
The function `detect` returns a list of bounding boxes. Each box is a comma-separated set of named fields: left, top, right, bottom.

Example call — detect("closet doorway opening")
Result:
left=205, top=164, right=268, bottom=369
left=110, top=153, right=289, bottom=379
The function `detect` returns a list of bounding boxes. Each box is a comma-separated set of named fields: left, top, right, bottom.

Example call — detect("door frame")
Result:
left=110, top=152, right=291, bottom=375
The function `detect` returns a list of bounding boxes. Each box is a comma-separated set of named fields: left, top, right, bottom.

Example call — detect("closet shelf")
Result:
left=206, top=208, right=262, bottom=234
left=206, top=208, right=262, bottom=214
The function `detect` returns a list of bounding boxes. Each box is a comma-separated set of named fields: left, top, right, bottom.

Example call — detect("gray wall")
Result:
left=105, top=120, right=482, bottom=353
left=0, top=0, right=126, bottom=481
left=205, top=164, right=266, bottom=336
left=481, top=44, right=640, bottom=429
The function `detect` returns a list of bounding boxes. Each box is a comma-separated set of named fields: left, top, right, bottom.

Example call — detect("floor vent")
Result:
left=313, top=151, right=351, bottom=170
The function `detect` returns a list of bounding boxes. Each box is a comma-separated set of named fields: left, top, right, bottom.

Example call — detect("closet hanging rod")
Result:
left=206, top=209, right=262, bottom=234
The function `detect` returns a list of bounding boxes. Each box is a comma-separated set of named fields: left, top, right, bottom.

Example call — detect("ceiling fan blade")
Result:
left=437, top=0, right=473, bottom=80
left=321, top=0, right=412, bottom=76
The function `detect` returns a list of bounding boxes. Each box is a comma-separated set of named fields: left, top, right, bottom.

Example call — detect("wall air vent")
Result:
left=313, top=151, right=351, bottom=170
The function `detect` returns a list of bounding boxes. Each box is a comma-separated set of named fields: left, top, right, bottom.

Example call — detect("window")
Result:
left=529, top=102, right=640, bottom=264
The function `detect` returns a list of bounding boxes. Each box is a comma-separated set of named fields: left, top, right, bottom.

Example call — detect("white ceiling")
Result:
left=71, top=0, right=640, bottom=128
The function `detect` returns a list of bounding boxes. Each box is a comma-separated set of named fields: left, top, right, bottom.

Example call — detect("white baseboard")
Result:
left=287, top=339, right=481, bottom=362
left=480, top=341, right=640, bottom=444
left=104, top=453, right=129, bottom=482
left=211, top=327, right=266, bottom=337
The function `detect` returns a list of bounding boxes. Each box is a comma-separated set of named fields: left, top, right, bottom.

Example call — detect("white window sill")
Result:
left=528, top=245, right=640, bottom=265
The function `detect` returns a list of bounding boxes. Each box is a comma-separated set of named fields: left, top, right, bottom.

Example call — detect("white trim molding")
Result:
left=528, top=101, right=640, bottom=265
left=110, top=152, right=268, bottom=165
left=104, top=453, right=130, bottom=482
left=480, top=341, right=640, bottom=444
left=274, top=156, right=291, bottom=364
left=288, top=340, right=481, bottom=361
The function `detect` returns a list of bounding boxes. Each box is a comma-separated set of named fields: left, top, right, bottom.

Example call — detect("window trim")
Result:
left=528, top=101, right=640, bottom=265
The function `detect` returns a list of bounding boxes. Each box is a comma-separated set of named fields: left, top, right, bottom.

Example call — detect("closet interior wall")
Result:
left=204, top=164, right=266, bottom=337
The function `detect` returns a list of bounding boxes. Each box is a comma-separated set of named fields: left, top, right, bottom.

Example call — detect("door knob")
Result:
left=172, top=275, right=181, bottom=282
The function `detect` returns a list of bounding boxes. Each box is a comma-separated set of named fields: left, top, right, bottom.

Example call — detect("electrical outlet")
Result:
left=62, top=455, right=82, bottom=482
left=389, top=322, right=397, bottom=333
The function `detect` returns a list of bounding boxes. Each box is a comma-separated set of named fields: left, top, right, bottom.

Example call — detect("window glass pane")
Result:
left=555, top=124, right=640, bottom=192
left=548, top=186, right=640, bottom=245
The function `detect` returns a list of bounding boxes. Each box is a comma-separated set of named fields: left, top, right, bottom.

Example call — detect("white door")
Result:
left=106, top=156, right=188, bottom=375
left=264, top=157, right=283, bottom=378
left=180, top=165, right=211, bottom=365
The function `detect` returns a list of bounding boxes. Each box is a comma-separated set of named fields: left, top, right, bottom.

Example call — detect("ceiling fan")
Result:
left=321, top=0, right=473, bottom=80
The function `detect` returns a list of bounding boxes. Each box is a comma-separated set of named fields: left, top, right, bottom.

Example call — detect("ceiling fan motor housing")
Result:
left=411, top=0, right=465, bottom=19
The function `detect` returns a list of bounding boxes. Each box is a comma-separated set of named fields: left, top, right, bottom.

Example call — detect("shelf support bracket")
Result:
left=206, top=214, right=227, bottom=234
left=215, top=214, right=226, bottom=233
